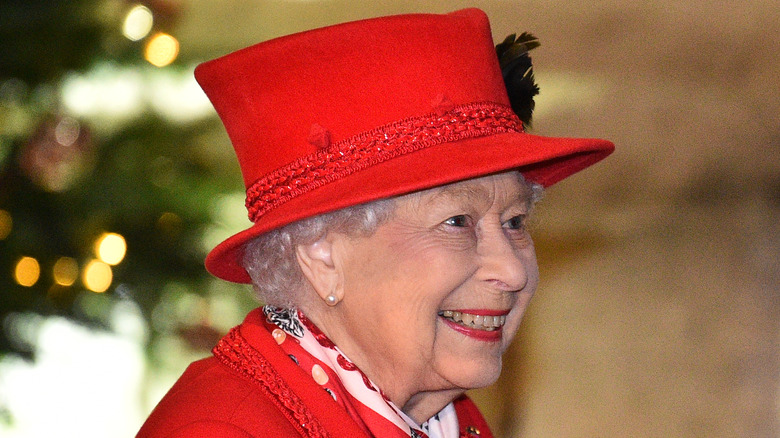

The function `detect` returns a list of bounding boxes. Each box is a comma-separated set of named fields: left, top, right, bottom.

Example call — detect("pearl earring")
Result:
left=326, top=294, right=338, bottom=306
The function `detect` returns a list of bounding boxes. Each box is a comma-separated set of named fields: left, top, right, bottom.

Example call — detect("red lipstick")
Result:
left=441, top=318, right=503, bottom=341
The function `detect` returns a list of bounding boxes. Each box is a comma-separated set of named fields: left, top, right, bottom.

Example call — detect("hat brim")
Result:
left=206, top=132, right=614, bottom=283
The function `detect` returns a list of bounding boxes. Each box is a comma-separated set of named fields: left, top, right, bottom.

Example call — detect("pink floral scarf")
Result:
left=261, top=306, right=460, bottom=438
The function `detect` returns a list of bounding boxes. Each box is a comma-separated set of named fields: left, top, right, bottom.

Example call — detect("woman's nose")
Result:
left=476, top=229, right=530, bottom=292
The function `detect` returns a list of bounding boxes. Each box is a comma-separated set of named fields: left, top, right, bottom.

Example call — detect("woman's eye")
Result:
left=444, top=215, right=471, bottom=227
left=503, top=215, right=526, bottom=230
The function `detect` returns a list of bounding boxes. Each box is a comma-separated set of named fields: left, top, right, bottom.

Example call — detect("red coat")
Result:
left=138, top=309, right=494, bottom=438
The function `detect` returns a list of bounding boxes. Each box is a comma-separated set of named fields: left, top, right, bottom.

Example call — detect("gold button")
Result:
left=466, top=425, right=481, bottom=435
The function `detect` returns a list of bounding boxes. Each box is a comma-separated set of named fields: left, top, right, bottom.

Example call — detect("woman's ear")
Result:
left=296, top=235, right=344, bottom=306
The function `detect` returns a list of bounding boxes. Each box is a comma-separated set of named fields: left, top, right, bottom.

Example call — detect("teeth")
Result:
left=438, top=311, right=507, bottom=330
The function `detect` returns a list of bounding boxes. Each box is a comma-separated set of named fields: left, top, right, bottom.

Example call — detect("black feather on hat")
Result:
left=496, top=32, right=540, bottom=127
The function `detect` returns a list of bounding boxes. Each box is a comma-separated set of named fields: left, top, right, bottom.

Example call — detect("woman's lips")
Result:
left=438, top=309, right=508, bottom=341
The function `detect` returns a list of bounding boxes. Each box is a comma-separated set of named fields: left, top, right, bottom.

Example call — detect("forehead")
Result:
left=399, top=171, right=533, bottom=210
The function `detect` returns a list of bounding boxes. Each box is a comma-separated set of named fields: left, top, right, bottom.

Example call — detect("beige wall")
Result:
left=474, top=2, right=780, bottom=434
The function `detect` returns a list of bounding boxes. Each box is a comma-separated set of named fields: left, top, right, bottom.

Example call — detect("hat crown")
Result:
left=195, top=8, right=509, bottom=189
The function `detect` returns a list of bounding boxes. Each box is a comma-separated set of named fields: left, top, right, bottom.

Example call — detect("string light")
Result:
left=122, top=4, right=154, bottom=41
left=95, top=232, right=126, bottom=265
left=14, top=257, right=40, bottom=287
left=0, top=209, right=11, bottom=240
left=53, top=257, right=79, bottom=286
left=144, top=33, right=179, bottom=67
left=83, top=259, right=112, bottom=293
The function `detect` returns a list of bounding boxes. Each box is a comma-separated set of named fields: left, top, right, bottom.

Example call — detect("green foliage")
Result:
left=0, top=0, right=250, bottom=357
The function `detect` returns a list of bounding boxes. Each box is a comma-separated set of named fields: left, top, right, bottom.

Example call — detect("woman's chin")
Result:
left=437, top=356, right=503, bottom=391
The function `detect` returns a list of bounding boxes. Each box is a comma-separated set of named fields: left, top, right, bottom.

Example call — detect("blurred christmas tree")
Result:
left=0, top=0, right=255, bottom=362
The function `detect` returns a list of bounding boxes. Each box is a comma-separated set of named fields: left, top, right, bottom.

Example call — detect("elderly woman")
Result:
left=138, top=8, right=612, bottom=438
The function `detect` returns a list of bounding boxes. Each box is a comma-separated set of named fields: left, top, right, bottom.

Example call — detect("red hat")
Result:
left=195, top=8, right=614, bottom=283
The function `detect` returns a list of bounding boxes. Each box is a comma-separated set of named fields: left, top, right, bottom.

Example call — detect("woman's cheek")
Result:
left=502, top=289, right=536, bottom=348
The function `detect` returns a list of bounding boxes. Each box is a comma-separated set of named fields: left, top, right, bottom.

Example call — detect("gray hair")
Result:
left=242, top=199, right=395, bottom=307
left=241, top=173, right=543, bottom=307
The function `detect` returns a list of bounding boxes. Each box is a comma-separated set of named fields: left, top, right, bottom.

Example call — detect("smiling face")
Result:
left=302, top=171, right=540, bottom=421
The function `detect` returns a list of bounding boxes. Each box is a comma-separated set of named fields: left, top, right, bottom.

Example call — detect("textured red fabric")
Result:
left=243, top=102, right=524, bottom=223
left=137, top=308, right=494, bottom=438
left=453, top=397, right=494, bottom=438
left=195, top=8, right=614, bottom=282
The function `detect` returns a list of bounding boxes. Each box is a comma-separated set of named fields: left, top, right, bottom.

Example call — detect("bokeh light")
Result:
left=83, top=259, right=112, bottom=293
left=53, top=116, right=81, bottom=147
left=0, top=209, right=11, bottom=239
left=14, top=257, right=40, bottom=287
left=147, top=68, right=214, bottom=122
left=95, top=232, right=127, bottom=265
left=156, top=211, right=183, bottom=239
left=144, top=33, right=179, bottom=67
left=61, top=64, right=145, bottom=124
left=123, top=4, right=154, bottom=41
left=53, top=257, right=79, bottom=286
